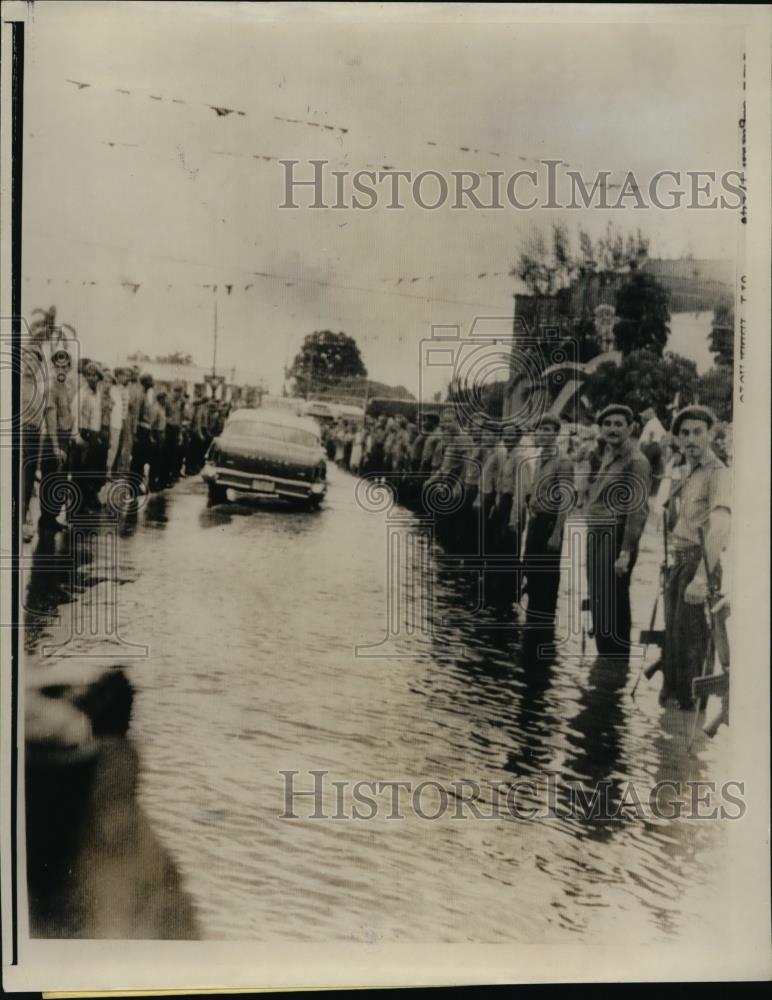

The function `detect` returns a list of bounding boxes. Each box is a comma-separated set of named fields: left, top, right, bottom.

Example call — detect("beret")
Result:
left=597, top=404, right=634, bottom=425
left=671, top=405, right=716, bottom=435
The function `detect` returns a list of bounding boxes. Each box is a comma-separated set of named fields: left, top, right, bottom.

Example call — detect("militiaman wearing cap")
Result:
left=522, top=415, right=576, bottom=650
left=658, top=406, right=731, bottom=708
left=584, top=403, right=651, bottom=662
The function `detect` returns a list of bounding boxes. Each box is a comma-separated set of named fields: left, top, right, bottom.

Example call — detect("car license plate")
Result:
left=252, top=478, right=275, bottom=492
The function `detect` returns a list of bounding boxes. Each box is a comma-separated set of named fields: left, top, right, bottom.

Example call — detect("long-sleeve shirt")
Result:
left=166, top=394, right=185, bottom=426
left=420, top=429, right=444, bottom=471
left=527, top=451, right=576, bottom=517
left=109, top=384, right=129, bottom=431
left=584, top=439, right=651, bottom=551
left=79, top=384, right=102, bottom=433
left=481, top=442, right=507, bottom=494
left=46, top=373, right=78, bottom=436
left=151, top=401, right=167, bottom=434
left=668, top=453, right=731, bottom=549
left=438, top=431, right=475, bottom=479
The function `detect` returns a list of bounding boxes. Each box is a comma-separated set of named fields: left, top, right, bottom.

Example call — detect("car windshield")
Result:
left=226, top=420, right=318, bottom=448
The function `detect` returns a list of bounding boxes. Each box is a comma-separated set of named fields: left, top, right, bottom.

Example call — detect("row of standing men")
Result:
left=327, top=403, right=731, bottom=712
left=21, top=352, right=231, bottom=529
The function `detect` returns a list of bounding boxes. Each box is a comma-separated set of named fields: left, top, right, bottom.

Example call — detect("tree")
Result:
left=708, top=295, right=734, bottom=368
left=613, top=272, right=670, bottom=356
left=29, top=305, right=77, bottom=344
left=696, top=367, right=733, bottom=423
left=127, top=351, right=151, bottom=362
left=511, top=223, right=576, bottom=297
left=287, top=330, right=367, bottom=398
left=155, top=351, right=194, bottom=366
left=584, top=349, right=697, bottom=424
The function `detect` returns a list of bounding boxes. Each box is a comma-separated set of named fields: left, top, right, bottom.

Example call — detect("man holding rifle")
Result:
left=659, top=406, right=731, bottom=710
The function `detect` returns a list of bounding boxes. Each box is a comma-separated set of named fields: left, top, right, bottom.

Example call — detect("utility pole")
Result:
left=211, top=289, right=218, bottom=377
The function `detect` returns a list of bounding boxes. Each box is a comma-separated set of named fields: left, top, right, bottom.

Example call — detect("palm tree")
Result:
left=29, top=305, right=77, bottom=345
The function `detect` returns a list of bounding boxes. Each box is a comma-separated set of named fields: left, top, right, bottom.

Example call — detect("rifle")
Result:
left=693, top=595, right=730, bottom=738
left=688, top=527, right=729, bottom=748
left=630, top=508, right=669, bottom=699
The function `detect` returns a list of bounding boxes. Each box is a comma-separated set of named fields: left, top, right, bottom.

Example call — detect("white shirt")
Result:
left=640, top=415, right=667, bottom=446
left=109, top=384, right=128, bottom=431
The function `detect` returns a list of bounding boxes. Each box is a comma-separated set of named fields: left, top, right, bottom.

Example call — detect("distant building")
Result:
left=122, top=359, right=267, bottom=404
left=506, top=257, right=734, bottom=422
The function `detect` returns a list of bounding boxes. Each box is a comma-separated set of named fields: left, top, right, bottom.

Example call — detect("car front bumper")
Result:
left=201, top=463, right=326, bottom=500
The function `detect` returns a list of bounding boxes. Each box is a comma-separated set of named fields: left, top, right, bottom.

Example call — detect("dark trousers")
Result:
left=586, top=524, right=638, bottom=662
left=524, top=512, right=562, bottom=630
left=131, top=426, right=153, bottom=484
left=481, top=491, right=498, bottom=555
left=165, top=425, right=181, bottom=482
left=22, top=428, right=41, bottom=522
left=151, top=432, right=165, bottom=490
left=663, top=547, right=716, bottom=706
left=72, top=430, right=103, bottom=511
left=38, top=432, right=72, bottom=526
left=490, top=494, right=523, bottom=603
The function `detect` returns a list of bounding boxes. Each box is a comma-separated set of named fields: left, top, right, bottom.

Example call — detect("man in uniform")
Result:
left=659, top=405, right=731, bottom=709
left=74, top=362, right=105, bottom=512
left=522, top=414, right=576, bottom=647
left=584, top=404, right=651, bottom=662
left=429, top=406, right=474, bottom=548
left=165, top=382, right=186, bottom=484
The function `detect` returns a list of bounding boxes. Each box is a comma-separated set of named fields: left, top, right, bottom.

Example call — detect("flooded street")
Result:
left=24, top=464, right=731, bottom=944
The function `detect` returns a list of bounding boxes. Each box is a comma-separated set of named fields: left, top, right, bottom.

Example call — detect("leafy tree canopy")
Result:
left=584, top=349, right=697, bottom=424
left=287, top=330, right=367, bottom=398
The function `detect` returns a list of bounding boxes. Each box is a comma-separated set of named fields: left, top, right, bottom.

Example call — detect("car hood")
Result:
left=213, top=432, right=324, bottom=479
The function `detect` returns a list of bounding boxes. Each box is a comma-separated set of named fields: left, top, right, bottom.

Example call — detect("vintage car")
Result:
left=201, top=408, right=327, bottom=508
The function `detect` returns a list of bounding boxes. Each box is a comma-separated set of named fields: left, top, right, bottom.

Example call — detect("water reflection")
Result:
left=22, top=470, right=728, bottom=943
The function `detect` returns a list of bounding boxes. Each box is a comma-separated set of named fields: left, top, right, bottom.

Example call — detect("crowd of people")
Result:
left=20, top=339, right=732, bottom=719
left=21, top=347, right=233, bottom=533
left=324, top=401, right=732, bottom=714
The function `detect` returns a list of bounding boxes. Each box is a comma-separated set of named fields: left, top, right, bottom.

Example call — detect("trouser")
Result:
left=72, top=430, right=103, bottom=511
left=165, top=424, right=181, bottom=482
left=151, top=432, right=166, bottom=490
left=586, top=523, right=639, bottom=662
left=662, top=546, right=717, bottom=706
left=106, top=424, right=123, bottom=475
left=115, top=422, right=134, bottom=475
left=38, top=431, right=72, bottom=526
left=22, top=427, right=42, bottom=522
left=523, top=512, right=563, bottom=630
left=481, top=491, right=498, bottom=555
left=131, top=426, right=153, bottom=485
left=489, top=493, right=524, bottom=602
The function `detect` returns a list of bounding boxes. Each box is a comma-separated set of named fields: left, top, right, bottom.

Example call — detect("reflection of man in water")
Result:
left=659, top=406, right=731, bottom=709
left=584, top=405, right=651, bottom=663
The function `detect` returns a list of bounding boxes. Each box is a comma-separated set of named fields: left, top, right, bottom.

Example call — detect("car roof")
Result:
left=226, top=408, right=321, bottom=437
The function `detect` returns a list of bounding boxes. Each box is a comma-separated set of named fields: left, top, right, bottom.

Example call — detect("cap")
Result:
left=535, top=413, right=562, bottom=431
left=671, top=405, right=716, bottom=436
left=84, top=362, right=103, bottom=379
left=597, top=404, right=634, bottom=425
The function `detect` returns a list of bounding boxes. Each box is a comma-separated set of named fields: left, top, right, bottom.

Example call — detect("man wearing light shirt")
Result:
left=74, top=363, right=104, bottom=512
left=658, top=406, right=731, bottom=709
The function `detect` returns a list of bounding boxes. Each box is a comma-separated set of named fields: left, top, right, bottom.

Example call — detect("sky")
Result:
left=20, top=2, right=745, bottom=396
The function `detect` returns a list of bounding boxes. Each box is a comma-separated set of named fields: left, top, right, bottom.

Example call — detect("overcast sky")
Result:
left=21, top=2, right=745, bottom=395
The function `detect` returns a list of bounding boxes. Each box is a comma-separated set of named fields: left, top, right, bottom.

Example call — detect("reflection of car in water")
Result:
left=201, top=408, right=327, bottom=508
